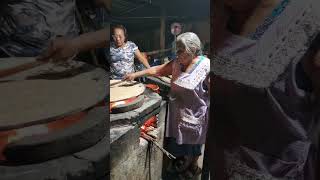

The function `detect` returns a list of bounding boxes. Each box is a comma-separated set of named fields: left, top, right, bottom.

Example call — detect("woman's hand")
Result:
left=37, top=37, right=78, bottom=62
left=123, top=73, right=137, bottom=81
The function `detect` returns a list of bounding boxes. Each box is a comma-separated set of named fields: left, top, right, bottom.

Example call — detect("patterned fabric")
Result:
left=212, top=0, right=320, bottom=88
left=166, top=56, right=210, bottom=145
left=210, top=58, right=315, bottom=179
left=109, top=41, right=138, bottom=79
left=0, top=0, right=79, bottom=57
left=248, top=0, right=290, bottom=40
left=209, top=0, right=320, bottom=179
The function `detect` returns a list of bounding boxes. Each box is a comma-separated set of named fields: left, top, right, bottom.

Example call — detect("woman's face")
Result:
left=113, top=28, right=126, bottom=47
left=176, top=48, right=193, bottom=66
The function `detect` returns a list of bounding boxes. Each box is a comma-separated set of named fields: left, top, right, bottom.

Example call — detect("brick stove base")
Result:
left=110, top=101, right=167, bottom=180
left=0, top=135, right=109, bottom=180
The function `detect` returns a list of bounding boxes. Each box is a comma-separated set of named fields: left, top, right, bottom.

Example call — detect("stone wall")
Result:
left=110, top=102, right=167, bottom=180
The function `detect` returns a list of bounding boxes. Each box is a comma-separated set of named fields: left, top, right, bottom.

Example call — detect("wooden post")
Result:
left=104, top=0, right=112, bottom=12
left=159, top=4, right=166, bottom=63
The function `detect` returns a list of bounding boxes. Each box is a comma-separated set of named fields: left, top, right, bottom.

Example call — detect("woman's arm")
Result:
left=124, top=60, right=174, bottom=80
left=37, top=28, right=109, bottom=61
left=135, top=49, right=151, bottom=68
left=72, top=28, right=108, bottom=51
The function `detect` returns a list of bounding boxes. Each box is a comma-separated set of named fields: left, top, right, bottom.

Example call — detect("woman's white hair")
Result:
left=176, top=32, right=202, bottom=56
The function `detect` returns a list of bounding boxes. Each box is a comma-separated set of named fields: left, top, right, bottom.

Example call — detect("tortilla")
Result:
left=0, top=68, right=107, bottom=130
left=110, top=80, right=145, bottom=102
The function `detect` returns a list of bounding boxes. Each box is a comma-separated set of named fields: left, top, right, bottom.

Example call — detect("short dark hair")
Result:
left=111, top=24, right=128, bottom=42
left=302, top=33, right=320, bottom=61
left=308, top=33, right=320, bottom=55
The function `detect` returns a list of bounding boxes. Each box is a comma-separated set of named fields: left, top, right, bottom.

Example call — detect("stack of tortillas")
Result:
left=110, top=80, right=145, bottom=102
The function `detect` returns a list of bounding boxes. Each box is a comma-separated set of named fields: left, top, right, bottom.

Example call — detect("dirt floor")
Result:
left=161, top=146, right=206, bottom=180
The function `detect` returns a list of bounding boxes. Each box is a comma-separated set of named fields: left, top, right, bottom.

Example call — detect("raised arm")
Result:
left=72, top=28, right=108, bottom=51
left=123, top=60, right=174, bottom=81
left=37, top=28, right=108, bottom=61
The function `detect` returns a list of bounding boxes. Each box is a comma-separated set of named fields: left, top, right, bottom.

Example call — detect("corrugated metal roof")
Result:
left=111, top=0, right=209, bottom=19
left=111, top=0, right=155, bottom=16
left=111, top=0, right=209, bottom=32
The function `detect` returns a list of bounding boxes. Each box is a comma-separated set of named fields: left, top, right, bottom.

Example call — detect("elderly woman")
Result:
left=109, top=24, right=150, bottom=79
left=209, top=0, right=320, bottom=179
left=124, top=32, right=210, bottom=178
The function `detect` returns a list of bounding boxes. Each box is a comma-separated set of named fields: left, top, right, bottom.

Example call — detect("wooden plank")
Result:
left=160, top=3, right=166, bottom=62
left=0, top=59, right=47, bottom=78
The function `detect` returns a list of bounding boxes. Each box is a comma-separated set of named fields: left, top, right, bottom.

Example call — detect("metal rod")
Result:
left=153, top=140, right=176, bottom=160
left=141, top=132, right=176, bottom=159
